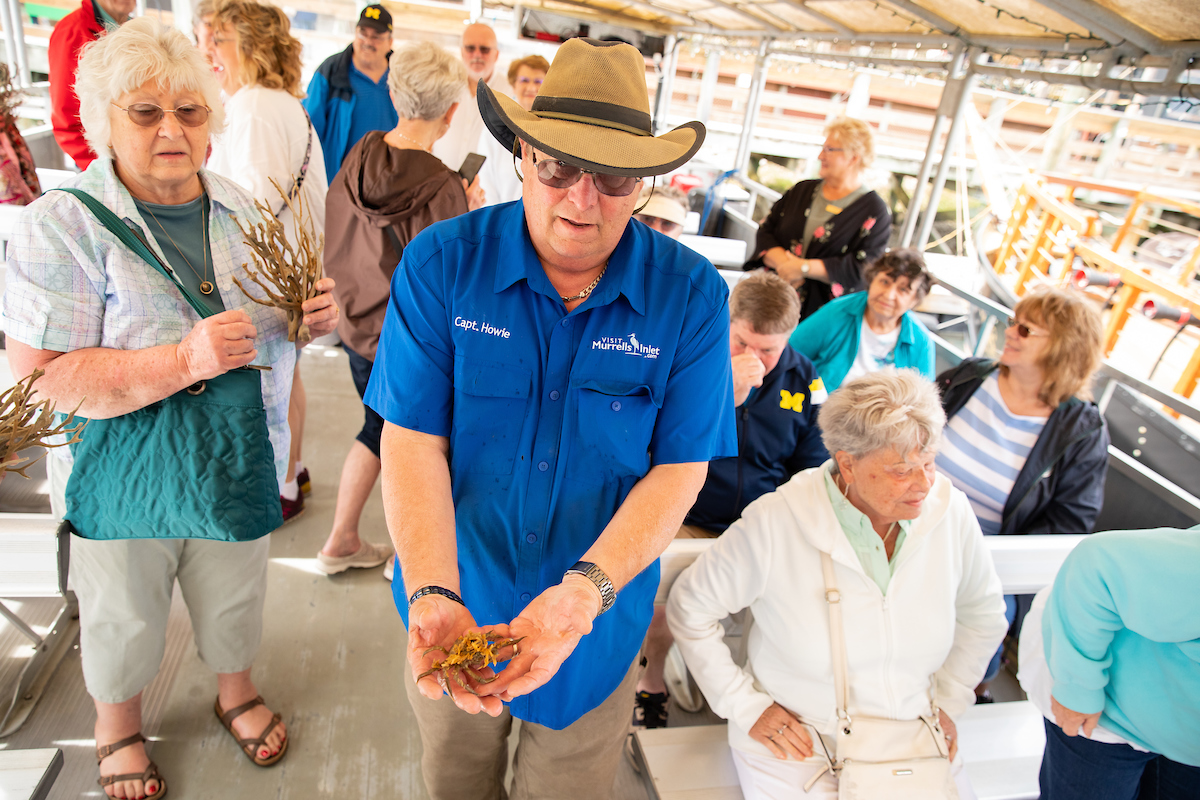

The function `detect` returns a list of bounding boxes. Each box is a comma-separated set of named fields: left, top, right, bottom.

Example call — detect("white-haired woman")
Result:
left=2, top=19, right=338, bottom=799
left=745, top=117, right=891, bottom=320
left=315, top=40, right=483, bottom=576
left=667, top=371, right=1007, bottom=800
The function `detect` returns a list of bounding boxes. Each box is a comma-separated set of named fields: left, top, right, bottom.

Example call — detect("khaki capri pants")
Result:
left=52, top=455, right=271, bottom=704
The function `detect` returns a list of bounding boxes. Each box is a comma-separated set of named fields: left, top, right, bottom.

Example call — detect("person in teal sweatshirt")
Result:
left=1037, top=526, right=1200, bottom=800
left=787, top=248, right=935, bottom=392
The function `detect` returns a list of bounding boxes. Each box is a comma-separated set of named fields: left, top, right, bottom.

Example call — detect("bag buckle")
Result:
left=825, top=589, right=840, bottom=603
left=186, top=381, right=207, bottom=396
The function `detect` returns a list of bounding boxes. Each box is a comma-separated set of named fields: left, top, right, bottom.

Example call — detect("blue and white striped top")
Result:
left=936, top=373, right=1048, bottom=535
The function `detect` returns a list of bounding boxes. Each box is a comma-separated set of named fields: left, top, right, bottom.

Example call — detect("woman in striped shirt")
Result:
left=934, top=286, right=1108, bottom=699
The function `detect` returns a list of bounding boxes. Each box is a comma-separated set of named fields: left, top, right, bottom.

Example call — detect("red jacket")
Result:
left=49, top=0, right=104, bottom=169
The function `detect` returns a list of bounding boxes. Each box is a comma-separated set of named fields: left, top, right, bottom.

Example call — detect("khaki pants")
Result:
left=404, top=657, right=638, bottom=800
left=71, top=533, right=271, bottom=703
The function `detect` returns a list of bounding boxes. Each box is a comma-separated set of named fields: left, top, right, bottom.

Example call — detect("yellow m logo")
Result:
left=365, top=7, right=380, bottom=17
left=779, top=389, right=805, bottom=413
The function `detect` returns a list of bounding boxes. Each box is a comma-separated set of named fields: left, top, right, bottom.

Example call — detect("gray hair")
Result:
left=819, top=370, right=945, bottom=462
left=387, top=41, right=468, bottom=121
left=76, top=17, right=225, bottom=158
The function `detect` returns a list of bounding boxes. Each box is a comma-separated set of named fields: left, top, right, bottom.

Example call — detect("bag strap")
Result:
left=285, top=109, right=314, bottom=206
left=819, top=550, right=851, bottom=721
left=52, top=188, right=214, bottom=320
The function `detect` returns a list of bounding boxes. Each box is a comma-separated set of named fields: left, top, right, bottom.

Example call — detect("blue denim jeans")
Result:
left=981, top=594, right=1018, bottom=682
left=1040, top=718, right=1200, bottom=800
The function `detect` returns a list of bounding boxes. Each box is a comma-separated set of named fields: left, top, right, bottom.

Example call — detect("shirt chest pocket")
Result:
left=452, top=357, right=531, bottom=475
left=571, top=377, right=662, bottom=480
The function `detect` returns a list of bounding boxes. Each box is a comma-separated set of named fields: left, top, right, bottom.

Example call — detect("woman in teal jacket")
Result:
left=788, top=248, right=934, bottom=391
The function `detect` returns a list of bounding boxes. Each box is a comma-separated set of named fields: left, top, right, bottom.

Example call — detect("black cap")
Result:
left=357, top=4, right=392, bottom=33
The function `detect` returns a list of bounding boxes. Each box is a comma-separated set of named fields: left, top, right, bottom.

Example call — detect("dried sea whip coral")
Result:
left=231, top=177, right=324, bottom=342
left=0, top=369, right=86, bottom=477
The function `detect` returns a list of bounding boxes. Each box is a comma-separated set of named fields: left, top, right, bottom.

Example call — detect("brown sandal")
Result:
left=214, top=695, right=289, bottom=767
left=96, top=732, right=167, bottom=799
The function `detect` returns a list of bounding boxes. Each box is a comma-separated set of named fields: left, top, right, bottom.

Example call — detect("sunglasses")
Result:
left=464, top=45, right=493, bottom=54
left=531, top=152, right=641, bottom=197
left=112, top=102, right=211, bottom=128
left=1008, top=317, right=1048, bottom=338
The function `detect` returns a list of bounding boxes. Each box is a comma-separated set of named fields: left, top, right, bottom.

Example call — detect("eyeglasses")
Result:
left=464, top=44, right=493, bottom=55
left=111, top=102, right=211, bottom=128
left=515, top=76, right=544, bottom=86
left=1008, top=317, right=1048, bottom=338
left=635, top=214, right=682, bottom=235
left=821, top=145, right=844, bottom=154
left=531, top=152, right=641, bottom=197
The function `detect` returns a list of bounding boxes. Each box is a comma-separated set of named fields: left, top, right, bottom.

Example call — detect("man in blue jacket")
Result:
left=303, top=5, right=398, bottom=184
left=635, top=269, right=829, bottom=728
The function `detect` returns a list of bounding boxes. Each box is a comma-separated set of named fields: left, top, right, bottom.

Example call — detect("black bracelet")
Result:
left=408, top=585, right=465, bottom=608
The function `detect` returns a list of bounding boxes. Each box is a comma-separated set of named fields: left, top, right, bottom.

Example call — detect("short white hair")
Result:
left=819, top=370, right=945, bottom=462
left=76, top=17, right=225, bottom=157
left=387, top=41, right=468, bottom=121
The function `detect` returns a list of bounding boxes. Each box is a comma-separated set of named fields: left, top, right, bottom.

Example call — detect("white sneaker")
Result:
left=383, top=554, right=394, bottom=582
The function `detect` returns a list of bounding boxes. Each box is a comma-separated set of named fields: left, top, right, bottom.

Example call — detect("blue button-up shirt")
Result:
left=366, top=201, right=737, bottom=729
left=345, top=64, right=398, bottom=163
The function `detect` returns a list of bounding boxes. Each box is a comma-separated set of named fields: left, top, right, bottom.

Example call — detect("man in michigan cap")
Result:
left=365, top=37, right=737, bottom=799
left=303, top=4, right=397, bottom=184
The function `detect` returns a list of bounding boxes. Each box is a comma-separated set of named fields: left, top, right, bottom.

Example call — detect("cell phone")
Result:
left=459, top=152, right=486, bottom=185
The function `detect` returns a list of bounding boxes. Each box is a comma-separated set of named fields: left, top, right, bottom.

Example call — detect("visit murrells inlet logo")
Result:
left=591, top=332, right=660, bottom=359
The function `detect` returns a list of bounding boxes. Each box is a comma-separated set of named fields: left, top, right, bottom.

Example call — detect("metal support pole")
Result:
left=173, top=0, right=195, bottom=35
left=655, top=35, right=678, bottom=135
left=915, top=50, right=978, bottom=250
left=697, top=49, right=720, bottom=124
left=734, top=38, right=770, bottom=175
left=7, top=0, right=29, bottom=87
left=0, top=0, right=18, bottom=85
left=900, top=113, right=947, bottom=246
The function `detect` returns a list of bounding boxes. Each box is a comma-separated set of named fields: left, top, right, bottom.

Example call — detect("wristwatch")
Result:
left=800, top=260, right=811, bottom=275
left=564, top=561, right=616, bottom=615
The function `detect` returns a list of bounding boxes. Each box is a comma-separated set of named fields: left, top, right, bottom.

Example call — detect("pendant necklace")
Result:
left=143, top=198, right=214, bottom=295
left=562, top=262, right=608, bottom=303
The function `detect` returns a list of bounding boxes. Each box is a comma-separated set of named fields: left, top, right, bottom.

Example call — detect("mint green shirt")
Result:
left=823, top=465, right=911, bottom=595
left=94, top=2, right=120, bottom=30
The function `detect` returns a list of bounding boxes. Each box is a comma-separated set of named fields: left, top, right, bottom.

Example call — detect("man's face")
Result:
left=97, top=0, right=136, bottom=21
left=461, top=24, right=498, bottom=82
left=521, top=143, right=642, bottom=272
left=729, top=318, right=790, bottom=376
left=353, top=25, right=391, bottom=63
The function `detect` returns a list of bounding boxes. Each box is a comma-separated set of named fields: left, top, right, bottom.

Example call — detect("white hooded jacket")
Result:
left=666, top=463, right=1008, bottom=757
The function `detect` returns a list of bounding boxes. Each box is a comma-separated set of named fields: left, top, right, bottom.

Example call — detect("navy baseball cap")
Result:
left=358, top=4, right=392, bottom=33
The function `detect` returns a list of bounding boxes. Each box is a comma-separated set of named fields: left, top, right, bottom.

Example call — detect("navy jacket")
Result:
left=303, top=45, right=396, bottom=185
left=686, top=346, right=828, bottom=533
left=937, top=358, right=1109, bottom=535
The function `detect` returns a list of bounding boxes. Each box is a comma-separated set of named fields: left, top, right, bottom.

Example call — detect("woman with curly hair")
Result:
left=206, top=0, right=328, bottom=521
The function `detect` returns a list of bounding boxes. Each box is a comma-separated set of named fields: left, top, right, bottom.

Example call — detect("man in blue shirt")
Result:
left=365, top=37, right=737, bottom=800
left=302, top=5, right=398, bottom=184
left=635, top=269, right=829, bottom=728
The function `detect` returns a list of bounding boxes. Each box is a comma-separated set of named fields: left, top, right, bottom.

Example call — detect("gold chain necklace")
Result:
left=561, top=263, right=608, bottom=303
left=835, top=471, right=899, bottom=550
left=142, top=197, right=213, bottom=295
left=391, top=129, right=431, bottom=152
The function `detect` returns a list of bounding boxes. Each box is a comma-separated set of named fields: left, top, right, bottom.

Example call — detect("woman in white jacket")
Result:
left=667, top=370, right=1007, bottom=800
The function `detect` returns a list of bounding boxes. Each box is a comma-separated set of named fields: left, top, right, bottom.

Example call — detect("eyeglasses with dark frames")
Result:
left=464, top=44, right=494, bottom=54
left=112, top=102, right=211, bottom=128
left=531, top=152, right=641, bottom=197
left=1008, top=316, right=1048, bottom=338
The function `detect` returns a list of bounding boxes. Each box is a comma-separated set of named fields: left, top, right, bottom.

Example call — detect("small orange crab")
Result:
left=418, top=630, right=525, bottom=697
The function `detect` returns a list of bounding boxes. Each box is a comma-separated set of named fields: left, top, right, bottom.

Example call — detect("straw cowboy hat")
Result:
left=478, top=37, right=705, bottom=178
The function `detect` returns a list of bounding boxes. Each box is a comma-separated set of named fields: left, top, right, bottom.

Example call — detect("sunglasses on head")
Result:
left=531, top=152, right=641, bottom=197
left=112, top=102, right=211, bottom=128
left=1008, top=317, right=1047, bottom=338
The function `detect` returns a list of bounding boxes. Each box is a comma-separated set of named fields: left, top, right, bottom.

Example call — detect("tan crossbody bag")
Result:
left=804, top=550, right=959, bottom=799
